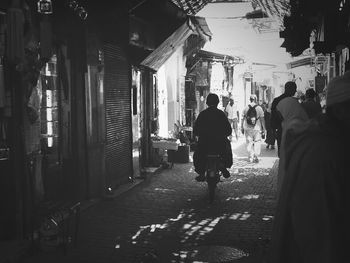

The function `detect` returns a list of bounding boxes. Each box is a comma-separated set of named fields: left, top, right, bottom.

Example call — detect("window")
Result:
left=40, top=55, right=61, bottom=162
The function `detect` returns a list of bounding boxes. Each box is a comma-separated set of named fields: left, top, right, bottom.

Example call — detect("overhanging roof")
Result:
left=140, top=16, right=212, bottom=71
left=196, top=50, right=244, bottom=65
left=170, top=0, right=211, bottom=15
left=286, top=56, right=327, bottom=69
left=253, top=0, right=290, bottom=28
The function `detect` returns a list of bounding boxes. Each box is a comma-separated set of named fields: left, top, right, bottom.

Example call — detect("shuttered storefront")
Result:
left=104, top=44, right=132, bottom=187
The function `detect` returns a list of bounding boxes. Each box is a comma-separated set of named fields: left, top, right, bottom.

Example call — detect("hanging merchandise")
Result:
left=27, top=84, right=41, bottom=124
left=37, top=0, right=53, bottom=14
left=40, top=17, right=53, bottom=61
left=57, top=47, right=69, bottom=100
left=341, top=47, right=349, bottom=75
left=0, top=120, right=9, bottom=161
left=67, top=0, right=88, bottom=20
left=6, top=7, right=25, bottom=65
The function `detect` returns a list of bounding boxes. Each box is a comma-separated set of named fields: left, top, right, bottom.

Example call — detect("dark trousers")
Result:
left=276, top=128, right=282, bottom=157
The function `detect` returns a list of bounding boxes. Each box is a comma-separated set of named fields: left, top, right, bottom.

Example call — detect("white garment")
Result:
left=245, top=129, right=262, bottom=158
left=225, top=103, right=238, bottom=119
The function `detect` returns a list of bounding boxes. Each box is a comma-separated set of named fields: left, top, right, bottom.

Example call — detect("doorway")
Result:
left=131, top=67, right=142, bottom=178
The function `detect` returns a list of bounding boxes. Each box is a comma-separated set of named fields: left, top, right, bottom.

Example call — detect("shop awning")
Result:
left=253, top=0, right=290, bottom=27
left=170, top=0, right=211, bottom=15
left=195, top=50, right=244, bottom=65
left=286, top=56, right=327, bottom=69
left=140, top=16, right=212, bottom=71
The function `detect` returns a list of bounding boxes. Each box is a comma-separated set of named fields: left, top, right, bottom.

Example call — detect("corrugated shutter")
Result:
left=104, top=44, right=132, bottom=187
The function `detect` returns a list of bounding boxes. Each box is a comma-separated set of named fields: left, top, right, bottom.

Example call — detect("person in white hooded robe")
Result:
left=269, top=71, right=350, bottom=263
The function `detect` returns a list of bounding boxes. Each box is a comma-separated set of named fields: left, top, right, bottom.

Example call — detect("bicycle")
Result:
left=205, top=154, right=222, bottom=203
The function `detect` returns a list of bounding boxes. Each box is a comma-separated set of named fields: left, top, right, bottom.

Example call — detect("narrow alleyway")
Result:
left=21, top=138, right=278, bottom=263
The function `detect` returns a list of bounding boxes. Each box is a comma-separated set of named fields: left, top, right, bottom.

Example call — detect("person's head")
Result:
left=326, top=71, right=350, bottom=129
left=305, top=88, right=317, bottom=100
left=206, top=93, right=219, bottom=107
left=249, top=94, right=257, bottom=103
left=229, top=98, right=234, bottom=105
left=284, top=81, right=297, bottom=97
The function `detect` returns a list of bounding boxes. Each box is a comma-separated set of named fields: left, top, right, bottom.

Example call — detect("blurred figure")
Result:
left=270, top=81, right=297, bottom=156
left=224, top=98, right=240, bottom=141
left=193, top=93, right=232, bottom=182
left=297, top=92, right=306, bottom=103
left=270, top=71, right=350, bottom=263
left=301, top=88, right=322, bottom=118
left=264, top=103, right=276, bottom=149
left=276, top=97, right=309, bottom=196
left=241, top=95, right=266, bottom=163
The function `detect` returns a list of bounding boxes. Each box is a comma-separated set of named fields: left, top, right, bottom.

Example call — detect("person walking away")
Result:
left=193, top=93, right=232, bottom=182
left=275, top=96, right=309, bottom=197
left=224, top=98, right=240, bottom=141
left=269, top=71, right=350, bottom=263
left=264, top=103, right=276, bottom=149
left=270, top=81, right=297, bottom=156
left=301, top=88, right=322, bottom=119
left=241, top=95, right=266, bottom=163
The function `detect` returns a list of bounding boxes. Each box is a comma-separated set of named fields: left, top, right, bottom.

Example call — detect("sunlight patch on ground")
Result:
left=229, top=177, right=246, bottom=183
left=231, top=157, right=277, bottom=169
left=154, top=188, right=176, bottom=193
left=262, top=215, right=274, bottom=221
left=188, top=167, right=195, bottom=173
left=226, top=194, right=260, bottom=201
left=115, top=210, right=234, bottom=250
left=114, top=208, right=260, bottom=262
left=228, top=212, right=251, bottom=220
left=173, top=245, right=249, bottom=263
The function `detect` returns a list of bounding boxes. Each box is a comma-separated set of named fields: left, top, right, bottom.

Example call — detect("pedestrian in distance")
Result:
left=269, top=70, right=350, bottom=263
left=193, top=93, right=232, bottom=182
left=264, top=103, right=276, bottom=149
left=301, top=88, right=322, bottom=119
left=270, top=81, right=297, bottom=157
left=224, top=98, right=240, bottom=141
left=240, top=94, right=266, bottom=163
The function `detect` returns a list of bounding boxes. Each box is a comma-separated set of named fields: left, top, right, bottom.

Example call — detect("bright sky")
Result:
left=197, top=2, right=293, bottom=67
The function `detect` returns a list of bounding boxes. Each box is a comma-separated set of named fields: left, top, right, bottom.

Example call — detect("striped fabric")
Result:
left=326, top=71, right=350, bottom=106
left=171, top=0, right=211, bottom=15
left=253, top=0, right=290, bottom=27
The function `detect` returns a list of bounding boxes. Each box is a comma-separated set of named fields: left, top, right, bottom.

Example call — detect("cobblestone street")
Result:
left=21, top=138, right=278, bottom=263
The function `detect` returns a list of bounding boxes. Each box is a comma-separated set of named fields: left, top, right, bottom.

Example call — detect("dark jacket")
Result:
left=271, top=93, right=289, bottom=156
left=193, top=106, right=232, bottom=173
left=194, top=106, right=232, bottom=142
left=270, top=93, right=288, bottom=130
left=301, top=99, right=322, bottom=119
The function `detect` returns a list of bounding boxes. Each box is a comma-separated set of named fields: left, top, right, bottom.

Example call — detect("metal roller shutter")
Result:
left=104, top=44, right=132, bottom=187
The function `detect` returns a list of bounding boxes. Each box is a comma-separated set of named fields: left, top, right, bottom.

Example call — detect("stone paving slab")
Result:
left=17, top=138, right=279, bottom=263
